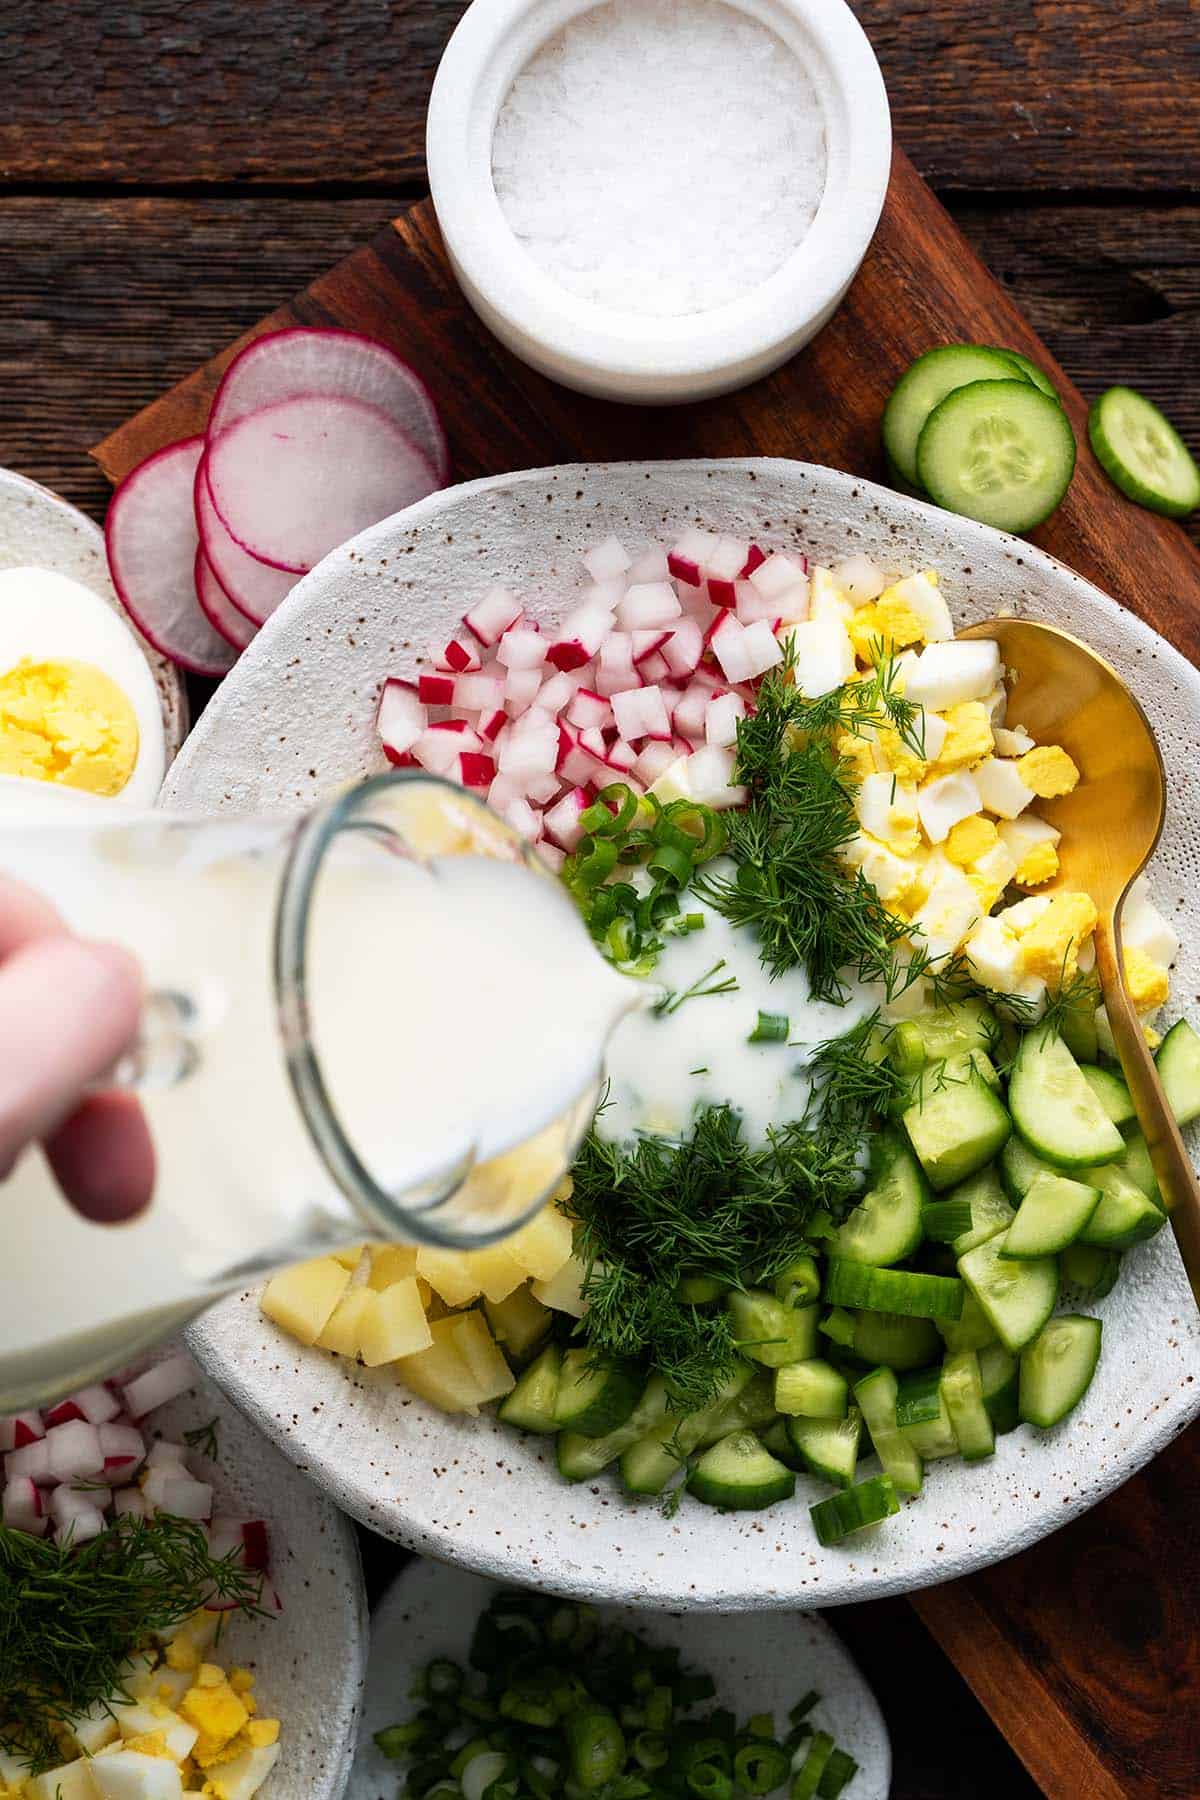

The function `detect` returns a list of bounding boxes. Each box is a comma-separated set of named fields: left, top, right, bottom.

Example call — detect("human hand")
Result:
left=0, top=875, right=154, bottom=1220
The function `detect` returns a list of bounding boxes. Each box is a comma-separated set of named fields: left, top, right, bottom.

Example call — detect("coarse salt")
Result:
left=491, top=0, right=828, bottom=319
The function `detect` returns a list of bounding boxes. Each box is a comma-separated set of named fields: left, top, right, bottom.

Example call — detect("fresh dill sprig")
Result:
left=0, top=1516, right=265, bottom=1773
left=182, top=1417, right=220, bottom=1460
left=653, top=959, right=739, bottom=1017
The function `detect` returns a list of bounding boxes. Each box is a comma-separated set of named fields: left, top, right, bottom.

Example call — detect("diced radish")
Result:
left=4, top=1475, right=46, bottom=1535
left=498, top=710, right=559, bottom=778
left=740, top=544, right=767, bottom=578
left=377, top=680, right=426, bottom=763
left=582, top=535, right=631, bottom=582
left=194, top=550, right=258, bottom=653
left=43, top=1399, right=85, bottom=1429
left=194, top=455, right=295, bottom=626
left=612, top=685, right=672, bottom=743
left=99, top=1423, right=147, bottom=1473
left=632, top=629, right=671, bottom=666
left=464, top=588, right=523, bottom=647
left=617, top=581, right=681, bottom=631
left=628, top=545, right=670, bottom=583
left=121, top=1354, right=195, bottom=1420
left=733, top=580, right=777, bottom=625
left=638, top=651, right=671, bottom=685
left=415, top=728, right=467, bottom=776
left=455, top=673, right=506, bottom=713
left=605, top=740, right=638, bottom=773
left=504, top=667, right=543, bottom=713
left=502, top=798, right=542, bottom=841
left=538, top=843, right=566, bottom=874
left=535, top=670, right=579, bottom=715
left=106, top=437, right=238, bottom=678
left=583, top=577, right=626, bottom=612
left=662, top=619, right=703, bottom=678
left=528, top=773, right=563, bottom=804
left=112, top=1487, right=147, bottom=1520
left=206, top=326, right=449, bottom=486
left=0, top=1412, right=44, bottom=1453
left=579, top=726, right=609, bottom=760
left=635, top=740, right=679, bottom=785
left=460, top=752, right=496, bottom=788
left=547, top=604, right=613, bottom=672
left=556, top=727, right=596, bottom=788
left=668, top=527, right=718, bottom=586
left=709, top=613, right=748, bottom=682
left=145, top=1440, right=189, bottom=1470
left=206, top=395, right=438, bottom=574
left=240, top=1519, right=271, bottom=1570
left=50, top=1484, right=107, bottom=1546
left=46, top=1421, right=105, bottom=1483
left=6, top=1439, right=52, bottom=1484
left=478, top=707, right=507, bottom=743
left=740, top=620, right=785, bottom=680
left=497, top=627, right=548, bottom=671
left=680, top=745, right=746, bottom=809
left=51, top=1385, right=120, bottom=1428
left=148, top=1473, right=214, bottom=1522
left=706, top=693, right=746, bottom=748
left=705, top=536, right=751, bottom=608
left=543, top=787, right=590, bottom=851
left=418, top=672, right=456, bottom=706
left=750, top=551, right=807, bottom=601
left=438, top=637, right=482, bottom=674
left=672, top=681, right=714, bottom=741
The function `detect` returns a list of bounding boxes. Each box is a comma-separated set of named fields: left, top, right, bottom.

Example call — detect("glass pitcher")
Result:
left=0, top=773, right=640, bottom=1408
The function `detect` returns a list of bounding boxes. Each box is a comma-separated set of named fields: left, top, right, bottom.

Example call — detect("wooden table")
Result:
left=3, top=6, right=1198, bottom=1796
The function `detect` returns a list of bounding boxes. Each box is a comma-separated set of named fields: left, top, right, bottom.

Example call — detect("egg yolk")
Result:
left=0, top=657, right=139, bottom=796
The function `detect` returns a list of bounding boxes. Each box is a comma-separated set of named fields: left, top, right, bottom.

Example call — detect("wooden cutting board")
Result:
left=92, top=147, right=1200, bottom=1800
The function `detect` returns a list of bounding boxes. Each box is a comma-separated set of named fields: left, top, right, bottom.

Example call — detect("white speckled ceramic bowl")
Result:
left=0, top=466, right=187, bottom=764
left=164, top=460, right=1200, bottom=1610
left=135, top=1351, right=367, bottom=1800
left=348, top=1560, right=890, bottom=1800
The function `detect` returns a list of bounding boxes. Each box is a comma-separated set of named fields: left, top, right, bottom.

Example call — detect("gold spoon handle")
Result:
left=1094, top=912, right=1200, bottom=1308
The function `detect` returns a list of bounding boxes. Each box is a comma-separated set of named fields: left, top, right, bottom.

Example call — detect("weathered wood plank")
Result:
left=0, top=0, right=1197, bottom=193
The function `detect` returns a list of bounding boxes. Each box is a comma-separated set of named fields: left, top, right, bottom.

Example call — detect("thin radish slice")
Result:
left=195, top=550, right=258, bottom=653
left=206, top=395, right=439, bottom=574
left=194, top=455, right=296, bottom=625
left=207, top=326, right=449, bottom=486
left=105, top=438, right=238, bottom=677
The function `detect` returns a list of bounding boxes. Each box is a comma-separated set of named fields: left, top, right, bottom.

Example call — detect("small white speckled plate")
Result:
left=0, top=465, right=187, bottom=764
left=348, top=1560, right=889, bottom=1800
left=166, top=460, right=1200, bottom=1610
left=146, top=1350, right=367, bottom=1800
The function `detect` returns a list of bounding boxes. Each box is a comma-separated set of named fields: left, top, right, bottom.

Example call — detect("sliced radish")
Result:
left=6, top=1438, right=52, bottom=1484
left=498, top=711, right=558, bottom=778
left=740, top=544, right=767, bottom=577
left=674, top=681, right=716, bottom=740
left=121, top=1353, right=195, bottom=1419
left=557, top=727, right=595, bottom=788
left=638, top=651, right=671, bottom=685
left=525, top=772, right=563, bottom=805
left=194, top=454, right=295, bottom=626
left=106, top=437, right=238, bottom=677
left=206, top=395, right=439, bottom=574
left=502, top=797, right=542, bottom=841
left=632, top=629, right=671, bottom=666
left=377, top=679, right=427, bottom=763
left=148, top=1472, right=213, bottom=1521
left=195, top=550, right=259, bottom=652
left=605, top=739, right=639, bottom=773
left=42, top=1399, right=85, bottom=1429
left=239, top=1518, right=271, bottom=1570
left=464, top=588, right=522, bottom=647
left=207, top=326, right=448, bottom=485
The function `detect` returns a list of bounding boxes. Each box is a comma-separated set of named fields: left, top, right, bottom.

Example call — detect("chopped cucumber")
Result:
left=853, top=1366, right=923, bottom=1495
left=820, top=1307, right=858, bottom=1351
left=787, top=1408, right=862, bottom=1488
left=809, top=1474, right=899, bottom=1547
left=1009, top=1028, right=1124, bottom=1169
left=1000, top=1134, right=1056, bottom=1203
left=941, top=1349, right=996, bottom=1462
left=1080, top=1064, right=1136, bottom=1128
left=792, top=1730, right=836, bottom=1799
left=553, top=1349, right=642, bottom=1437
left=497, top=1343, right=562, bottom=1434
left=1059, top=987, right=1101, bottom=1064
left=984, top=346, right=1060, bottom=401
left=921, top=1196, right=974, bottom=1244
left=696, top=1372, right=778, bottom=1448
left=902, top=1062, right=1011, bottom=1191
left=894, top=1366, right=944, bottom=1429
left=850, top=1309, right=941, bottom=1371
left=829, top=1131, right=927, bottom=1266
left=917, top=378, right=1077, bottom=533
left=888, top=999, right=997, bottom=1074
left=556, top=1375, right=672, bottom=1482
left=726, top=1291, right=820, bottom=1367
left=900, top=1385, right=958, bottom=1460
left=1089, top=386, right=1200, bottom=519
left=936, top=1287, right=999, bottom=1354
left=978, top=1342, right=1020, bottom=1434
left=1002, top=1170, right=1101, bottom=1258
left=774, top=1359, right=849, bottom=1419
left=772, top=1254, right=822, bottom=1309
left=1076, top=1161, right=1166, bottom=1250
left=1019, top=1315, right=1103, bottom=1428
left=1061, top=1242, right=1122, bottom=1298
left=1119, top=1131, right=1162, bottom=1204
left=825, top=1260, right=964, bottom=1322
left=619, top=1367, right=753, bottom=1495
left=687, top=1430, right=795, bottom=1511
left=676, top=1271, right=728, bottom=1305
left=882, top=344, right=1024, bottom=488
left=1156, top=1018, right=1200, bottom=1125
left=958, top=1231, right=1059, bottom=1353
left=938, top=1165, right=1014, bottom=1254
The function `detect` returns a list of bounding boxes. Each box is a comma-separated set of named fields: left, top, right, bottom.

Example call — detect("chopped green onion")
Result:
left=749, top=1010, right=790, bottom=1043
left=373, top=1722, right=426, bottom=1757
left=565, top=1708, right=625, bottom=1789
left=733, top=1740, right=791, bottom=1792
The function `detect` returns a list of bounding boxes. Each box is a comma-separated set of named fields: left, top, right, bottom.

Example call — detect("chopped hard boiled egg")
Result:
left=932, top=701, right=994, bottom=771
left=1015, top=743, right=1079, bottom=798
left=973, top=756, right=1037, bottom=819
left=1121, top=945, right=1170, bottom=1014
left=855, top=771, right=920, bottom=851
left=916, top=771, right=982, bottom=845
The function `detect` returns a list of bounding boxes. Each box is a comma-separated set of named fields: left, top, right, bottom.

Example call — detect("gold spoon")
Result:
left=959, top=617, right=1200, bottom=1306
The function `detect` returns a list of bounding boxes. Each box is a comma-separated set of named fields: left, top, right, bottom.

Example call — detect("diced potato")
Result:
left=484, top=1286, right=551, bottom=1359
left=451, top=1311, right=516, bottom=1402
left=60, top=1699, right=121, bottom=1756
left=24, top=1761, right=100, bottom=1800
left=329, top=1242, right=369, bottom=1271
left=260, top=1258, right=350, bottom=1346
left=368, top=1244, right=420, bottom=1290
left=415, top=1247, right=482, bottom=1307
left=89, top=1753, right=186, bottom=1800
left=506, top=1204, right=574, bottom=1282
left=531, top=1254, right=588, bottom=1318
left=358, top=1277, right=434, bottom=1368
left=463, top=1243, right=527, bottom=1304
left=395, top=1318, right=485, bottom=1412
left=112, top=1698, right=198, bottom=1762
left=315, top=1287, right=377, bottom=1358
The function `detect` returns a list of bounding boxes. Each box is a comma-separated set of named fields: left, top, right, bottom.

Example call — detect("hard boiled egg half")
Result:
left=0, top=567, right=166, bottom=811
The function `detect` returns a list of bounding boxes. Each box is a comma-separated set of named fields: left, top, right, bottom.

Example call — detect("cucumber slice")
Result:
left=999, top=1133, right=1055, bottom=1202
left=958, top=1231, right=1059, bottom=1353
left=1019, top=1314, right=1103, bottom=1428
left=921, top=1196, right=974, bottom=1244
left=978, top=1342, right=1020, bottom=1434
left=1118, top=1131, right=1162, bottom=1204
left=825, top=1260, right=964, bottom=1322
left=888, top=998, right=997, bottom=1074
left=853, top=1366, right=923, bottom=1495
left=1009, top=1028, right=1124, bottom=1169
left=936, top=1287, right=999, bottom=1354
left=726, top=1291, right=820, bottom=1367
left=1089, top=386, right=1200, bottom=519
left=902, top=1062, right=1011, bottom=1192
left=1059, top=987, right=1101, bottom=1064
left=1061, top=1242, right=1122, bottom=1298
left=1156, top=1018, right=1200, bottom=1125
left=900, top=1385, right=958, bottom=1460
left=941, top=1349, right=996, bottom=1461
left=696, top=1371, right=779, bottom=1447
left=619, top=1367, right=753, bottom=1495
left=1080, top=1064, right=1136, bottom=1128
left=984, top=346, right=1060, bottom=401
left=1002, top=1170, right=1101, bottom=1258
left=787, top=1408, right=862, bottom=1488
left=894, top=1366, right=944, bottom=1429
left=809, top=1474, right=899, bottom=1547
left=760, top=1417, right=804, bottom=1470
left=851, top=1309, right=941, bottom=1371
left=938, top=1166, right=1015, bottom=1255
left=820, top=1306, right=858, bottom=1351
left=771, top=1254, right=822, bottom=1309
left=829, top=1132, right=927, bottom=1266
left=553, top=1349, right=642, bottom=1437
left=774, top=1359, right=849, bottom=1420
left=687, top=1430, right=795, bottom=1511
left=497, top=1343, right=562, bottom=1434
left=1076, top=1162, right=1166, bottom=1250
left=917, top=379, right=1077, bottom=532
left=555, top=1375, right=672, bottom=1482
left=882, top=345, right=1024, bottom=488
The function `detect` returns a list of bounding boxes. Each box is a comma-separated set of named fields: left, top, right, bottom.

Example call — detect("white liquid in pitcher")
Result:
left=0, top=804, right=638, bottom=1405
